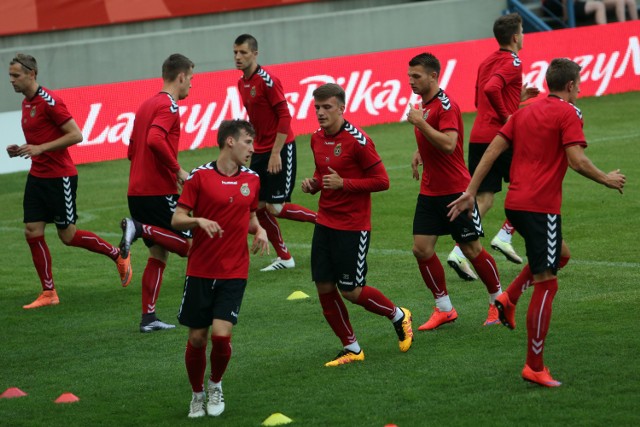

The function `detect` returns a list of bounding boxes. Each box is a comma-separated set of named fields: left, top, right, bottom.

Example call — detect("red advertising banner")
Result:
left=58, top=21, right=639, bottom=165
left=0, top=0, right=318, bottom=36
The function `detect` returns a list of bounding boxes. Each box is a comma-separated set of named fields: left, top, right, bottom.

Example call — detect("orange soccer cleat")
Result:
left=418, top=307, right=458, bottom=331
left=522, top=365, right=562, bottom=387
left=23, top=290, right=59, bottom=309
left=483, top=304, right=501, bottom=326
left=494, top=292, right=516, bottom=329
left=116, top=253, right=133, bottom=287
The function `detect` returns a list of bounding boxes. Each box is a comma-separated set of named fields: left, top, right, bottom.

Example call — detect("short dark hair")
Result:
left=11, top=53, right=38, bottom=76
left=162, top=54, right=194, bottom=82
left=217, top=119, right=255, bottom=148
left=408, top=53, right=441, bottom=77
left=312, top=83, right=346, bottom=105
left=546, top=58, right=581, bottom=92
left=493, top=13, right=522, bottom=46
left=234, top=34, right=258, bottom=52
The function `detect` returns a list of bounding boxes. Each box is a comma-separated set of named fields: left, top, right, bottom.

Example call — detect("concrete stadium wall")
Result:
left=0, top=0, right=506, bottom=112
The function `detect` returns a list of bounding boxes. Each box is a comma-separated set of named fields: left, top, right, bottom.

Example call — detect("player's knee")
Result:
left=339, top=288, right=359, bottom=303
left=57, top=226, right=75, bottom=245
left=266, top=203, right=283, bottom=216
left=459, top=241, right=481, bottom=259
left=412, top=245, right=433, bottom=260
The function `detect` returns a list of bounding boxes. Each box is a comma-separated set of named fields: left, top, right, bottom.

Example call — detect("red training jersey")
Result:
left=128, top=92, right=181, bottom=196
left=177, top=162, right=260, bottom=279
left=470, top=49, right=523, bottom=144
left=237, top=66, right=294, bottom=154
left=21, top=86, right=77, bottom=178
left=414, top=90, right=470, bottom=196
left=500, top=95, right=587, bottom=214
left=310, top=120, right=389, bottom=231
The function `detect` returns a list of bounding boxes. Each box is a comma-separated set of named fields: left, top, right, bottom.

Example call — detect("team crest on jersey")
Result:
left=250, top=86, right=256, bottom=97
left=240, top=183, right=250, bottom=196
left=30, top=106, right=37, bottom=117
left=423, top=109, right=430, bottom=120
left=334, top=143, right=342, bottom=156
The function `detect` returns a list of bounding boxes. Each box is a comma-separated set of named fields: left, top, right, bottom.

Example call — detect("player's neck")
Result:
left=23, top=82, right=39, bottom=100
left=548, top=91, right=571, bottom=102
left=160, top=85, right=179, bottom=102
left=500, top=44, right=519, bottom=54
left=243, top=63, right=259, bottom=79
left=216, top=154, right=240, bottom=176
left=323, top=118, right=345, bottom=136
left=421, top=87, right=440, bottom=104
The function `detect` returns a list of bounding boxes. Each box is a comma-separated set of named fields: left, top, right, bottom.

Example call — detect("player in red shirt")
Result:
left=301, top=83, right=413, bottom=366
left=448, top=58, right=625, bottom=387
left=171, top=119, right=268, bottom=418
left=118, top=54, right=195, bottom=333
left=6, top=53, right=131, bottom=309
left=447, top=13, right=540, bottom=281
left=406, top=53, right=503, bottom=330
left=234, top=34, right=316, bottom=272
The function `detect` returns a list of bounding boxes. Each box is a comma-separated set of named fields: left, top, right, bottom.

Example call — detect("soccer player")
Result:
left=171, top=119, right=268, bottom=418
left=301, top=83, right=413, bottom=366
left=119, top=54, right=194, bottom=333
left=447, top=13, right=540, bottom=281
left=234, top=33, right=317, bottom=272
left=6, top=53, right=131, bottom=309
left=406, top=53, right=503, bottom=330
left=447, top=58, right=625, bottom=387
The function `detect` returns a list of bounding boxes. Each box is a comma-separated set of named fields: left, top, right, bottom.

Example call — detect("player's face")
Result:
left=234, top=43, right=258, bottom=72
left=9, top=63, right=34, bottom=95
left=314, top=96, right=345, bottom=134
left=568, top=76, right=581, bottom=104
left=177, top=68, right=194, bottom=100
left=230, top=129, right=255, bottom=165
left=408, top=65, right=436, bottom=97
left=515, top=24, right=524, bottom=50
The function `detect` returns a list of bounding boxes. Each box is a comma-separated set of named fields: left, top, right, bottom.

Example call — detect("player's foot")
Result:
left=119, top=217, right=141, bottom=259
left=522, top=364, right=562, bottom=387
left=188, top=392, right=206, bottom=418
left=418, top=307, right=458, bottom=331
left=260, top=256, right=295, bottom=272
left=116, top=254, right=133, bottom=287
left=490, top=236, right=523, bottom=264
left=483, top=304, right=500, bottom=326
left=207, top=383, right=225, bottom=417
left=393, top=307, right=414, bottom=352
left=23, top=290, right=59, bottom=309
left=324, top=349, right=365, bottom=367
left=140, top=319, right=176, bottom=333
left=494, top=292, right=516, bottom=329
left=446, top=250, right=478, bottom=281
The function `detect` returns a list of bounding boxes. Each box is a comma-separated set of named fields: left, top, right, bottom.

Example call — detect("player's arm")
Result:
left=411, top=149, right=423, bottom=180
left=566, top=145, right=626, bottom=193
left=268, top=101, right=292, bottom=174
left=484, top=75, right=510, bottom=123
left=447, top=134, right=510, bottom=220
left=407, top=105, right=457, bottom=154
left=248, top=211, right=269, bottom=255
left=325, top=162, right=390, bottom=193
left=15, top=119, right=83, bottom=158
left=147, top=125, right=182, bottom=173
left=172, top=205, right=224, bottom=238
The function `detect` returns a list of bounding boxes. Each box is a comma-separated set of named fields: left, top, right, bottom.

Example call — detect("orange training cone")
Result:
left=55, top=393, right=80, bottom=403
left=0, top=387, right=27, bottom=398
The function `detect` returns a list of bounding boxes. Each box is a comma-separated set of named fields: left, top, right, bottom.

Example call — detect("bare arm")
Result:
left=566, top=145, right=626, bottom=193
left=248, top=211, right=269, bottom=255
left=171, top=206, right=224, bottom=238
left=14, top=119, right=83, bottom=158
left=407, top=104, right=457, bottom=154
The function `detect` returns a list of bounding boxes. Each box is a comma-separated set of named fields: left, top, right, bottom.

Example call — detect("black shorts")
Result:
left=23, top=174, right=78, bottom=229
left=506, top=209, right=562, bottom=275
left=413, top=193, right=484, bottom=243
left=311, top=224, right=370, bottom=291
left=128, top=195, right=191, bottom=247
left=250, top=142, right=297, bottom=203
left=468, top=143, right=512, bottom=194
left=177, top=276, right=247, bottom=328
left=543, top=0, right=590, bottom=20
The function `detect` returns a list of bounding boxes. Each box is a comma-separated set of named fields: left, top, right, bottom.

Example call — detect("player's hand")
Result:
left=605, top=169, right=626, bottom=194
left=16, top=144, right=43, bottom=158
left=411, top=150, right=423, bottom=181
left=322, top=167, right=343, bottom=190
left=251, top=226, right=269, bottom=255
left=6, top=144, right=19, bottom=158
left=301, top=178, right=320, bottom=194
left=267, top=153, right=282, bottom=174
left=446, top=191, right=475, bottom=222
left=176, top=168, right=189, bottom=192
left=406, top=104, right=424, bottom=126
left=521, top=84, right=540, bottom=102
left=196, top=218, right=224, bottom=238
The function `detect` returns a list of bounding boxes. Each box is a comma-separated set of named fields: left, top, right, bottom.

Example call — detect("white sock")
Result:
left=345, top=341, right=361, bottom=354
left=208, top=379, right=222, bottom=389
left=497, top=228, right=512, bottom=243
left=390, top=307, right=404, bottom=323
left=489, top=290, right=502, bottom=304
left=453, top=245, right=465, bottom=258
left=435, top=295, right=453, bottom=312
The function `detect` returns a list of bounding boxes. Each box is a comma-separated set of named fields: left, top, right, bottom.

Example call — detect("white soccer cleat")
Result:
left=491, top=236, right=523, bottom=264
left=260, top=256, right=295, bottom=272
left=207, top=383, right=225, bottom=417
left=188, top=392, right=206, bottom=418
left=139, top=319, right=176, bottom=333
left=446, top=250, right=478, bottom=281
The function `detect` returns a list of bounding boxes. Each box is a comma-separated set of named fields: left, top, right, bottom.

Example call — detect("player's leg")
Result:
left=139, top=245, right=175, bottom=332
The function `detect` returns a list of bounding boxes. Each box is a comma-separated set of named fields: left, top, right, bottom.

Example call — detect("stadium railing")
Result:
left=506, top=0, right=577, bottom=31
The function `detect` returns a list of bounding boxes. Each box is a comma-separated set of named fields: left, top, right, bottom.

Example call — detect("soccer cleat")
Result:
left=446, top=250, right=478, bottom=281
left=324, top=349, right=365, bottom=367
left=23, top=290, right=60, bottom=309
left=494, top=292, right=516, bottom=329
left=188, top=392, right=206, bottom=418
left=116, top=254, right=133, bottom=287
left=394, top=307, right=414, bottom=352
left=119, top=217, right=141, bottom=259
left=140, top=319, right=176, bottom=333
left=260, top=256, right=295, bottom=272
left=207, top=383, right=225, bottom=417
left=418, top=307, right=458, bottom=331
left=522, top=365, right=562, bottom=387
left=490, top=236, right=523, bottom=264
left=483, top=304, right=500, bottom=326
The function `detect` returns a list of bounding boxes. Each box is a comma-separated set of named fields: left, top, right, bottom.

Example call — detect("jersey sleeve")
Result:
left=437, top=107, right=461, bottom=134
left=561, top=107, right=587, bottom=147
left=47, top=96, right=73, bottom=127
